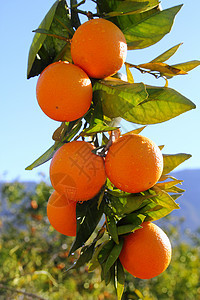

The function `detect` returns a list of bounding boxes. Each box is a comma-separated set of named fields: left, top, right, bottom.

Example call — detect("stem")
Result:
left=70, top=0, right=81, bottom=29
left=71, top=7, right=101, bottom=19
left=72, top=0, right=86, bottom=8
left=127, top=63, right=160, bottom=79
left=0, top=283, right=47, bottom=300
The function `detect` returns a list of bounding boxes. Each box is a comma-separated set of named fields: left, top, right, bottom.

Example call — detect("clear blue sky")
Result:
left=0, top=0, right=200, bottom=182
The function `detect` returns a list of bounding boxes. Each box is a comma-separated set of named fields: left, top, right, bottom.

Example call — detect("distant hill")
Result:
left=169, top=169, right=200, bottom=231
left=0, top=169, right=200, bottom=231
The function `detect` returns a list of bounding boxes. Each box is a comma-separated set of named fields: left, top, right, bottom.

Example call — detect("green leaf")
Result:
left=122, top=126, right=146, bottom=136
left=117, top=213, right=146, bottom=227
left=25, top=120, right=82, bottom=170
left=150, top=186, right=179, bottom=209
left=121, top=85, right=196, bottom=124
left=123, top=5, right=182, bottom=49
left=138, top=201, right=174, bottom=221
left=81, top=124, right=118, bottom=136
left=138, top=62, right=187, bottom=76
left=165, top=186, right=185, bottom=194
left=155, top=180, right=183, bottom=191
left=93, top=80, right=148, bottom=119
left=104, top=206, right=119, bottom=244
left=117, top=223, right=142, bottom=235
left=67, top=243, right=95, bottom=271
left=105, top=1, right=150, bottom=17
left=32, top=28, right=69, bottom=41
left=106, top=192, right=154, bottom=216
left=104, top=239, right=123, bottom=275
left=88, top=243, right=106, bottom=272
left=167, top=60, right=200, bottom=78
left=98, top=240, right=115, bottom=264
left=116, top=260, right=125, bottom=300
left=163, top=153, right=192, bottom=175
left=98, top=0, right=160, bottom=31
left=69, top=195, right=104, bottom=255
left=27, top=0, right=73, bottom=79
left=125, top=63, right=134, bottom=83
left=25, top=142, right=63, bottom=170
left=150, top=43, right=183, bottom=63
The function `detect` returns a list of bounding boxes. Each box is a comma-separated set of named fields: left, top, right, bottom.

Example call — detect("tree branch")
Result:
left=0, top=283, right=47, bottom=300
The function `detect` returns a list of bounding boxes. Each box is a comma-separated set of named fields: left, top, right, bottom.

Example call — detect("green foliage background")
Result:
left=0, top=181, right=199, bottom=300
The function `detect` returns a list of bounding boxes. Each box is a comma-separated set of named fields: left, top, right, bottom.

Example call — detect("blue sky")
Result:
left=0, top=0, right=200, bottom=182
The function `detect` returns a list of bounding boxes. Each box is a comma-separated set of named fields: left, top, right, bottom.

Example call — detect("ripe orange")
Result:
left=119, top=222, right=172, bottom=279
left=36, top=61, right=93, bottom=122
left=47, top=191, right=76, bottom=236
left=105, top=134, right=163, bottom=193
left=71, top=18, right=127, bottom=79
left=50, top=141, right=107, bottom=202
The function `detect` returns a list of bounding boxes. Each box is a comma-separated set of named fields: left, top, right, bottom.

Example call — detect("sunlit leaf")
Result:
left=155, top=179, right=183, bottom=191
left=123, top=5, right=182, bottom=49
left=125, top=63, right=134, bottom=83
left=150, top=43, right=183, bottom=63
left=81, top=124, right=118, bottom=136
left=150, top=186, right=179, bottom=209
left=107, top=192, right=155, bottom=216
left=116, top=260, right=125, bottom=300
left=163, top=153, right=192, bottom=175
left=93, top=80, right=148, bottom=119
left=167, top=60, right=200, bottom=78
left=138, top=62, right=187, bottom=76
left=122, top=126, right=146, bottom=136
left=120, top=85, right=196, bottom=124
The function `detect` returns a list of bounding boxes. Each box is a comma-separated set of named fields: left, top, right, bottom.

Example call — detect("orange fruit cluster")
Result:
left=36, top=18, right=127, bottom=122
left=33, top=17, right=170, bottom=280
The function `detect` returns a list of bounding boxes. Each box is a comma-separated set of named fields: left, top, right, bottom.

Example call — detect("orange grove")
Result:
left=71, top=18, right=127, bottom=79
left=105, top=134, right=163, bottom=193
left=47, top=191, right=76, bottom=236
left=119, top=222, right=172, bottom=279
left=36, top=61, right=93, bottom=122
left=50, top=141, right=107, bottom=202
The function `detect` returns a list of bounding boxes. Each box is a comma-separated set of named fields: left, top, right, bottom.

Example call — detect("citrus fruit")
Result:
left=105, top=134, right=163, bottom=193
left=119, top=222, right=172, bottom=279
left=50, top=141, right=106, bottom=202
left=71, top=18, right=127, bottom=79
left=36, top=61, right=93, bottom=122
left=47, top=191, right=76, bottom=236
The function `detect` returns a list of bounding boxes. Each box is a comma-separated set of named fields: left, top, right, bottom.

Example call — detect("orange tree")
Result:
left=26, top=0, right=199, bottom=299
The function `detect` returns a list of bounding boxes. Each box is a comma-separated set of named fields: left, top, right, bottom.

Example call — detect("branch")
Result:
left=0, top=283, right=47, bottom=300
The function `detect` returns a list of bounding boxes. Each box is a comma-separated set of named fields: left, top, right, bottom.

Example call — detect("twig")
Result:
left=0, top=283, right=47, bottom=300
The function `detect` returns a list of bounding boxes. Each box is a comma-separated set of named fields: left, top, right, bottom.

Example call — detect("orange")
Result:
left=36, top=61, right=93, bottom=122
left=50, top=141, right=107, bottom=202
left=71, top=18, right=127, bottom=79
left=105, top=134, right=163, bottom=193
left=119, top=222, right=172, bottom=279
left=47, top=191, right=76, bottom=236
